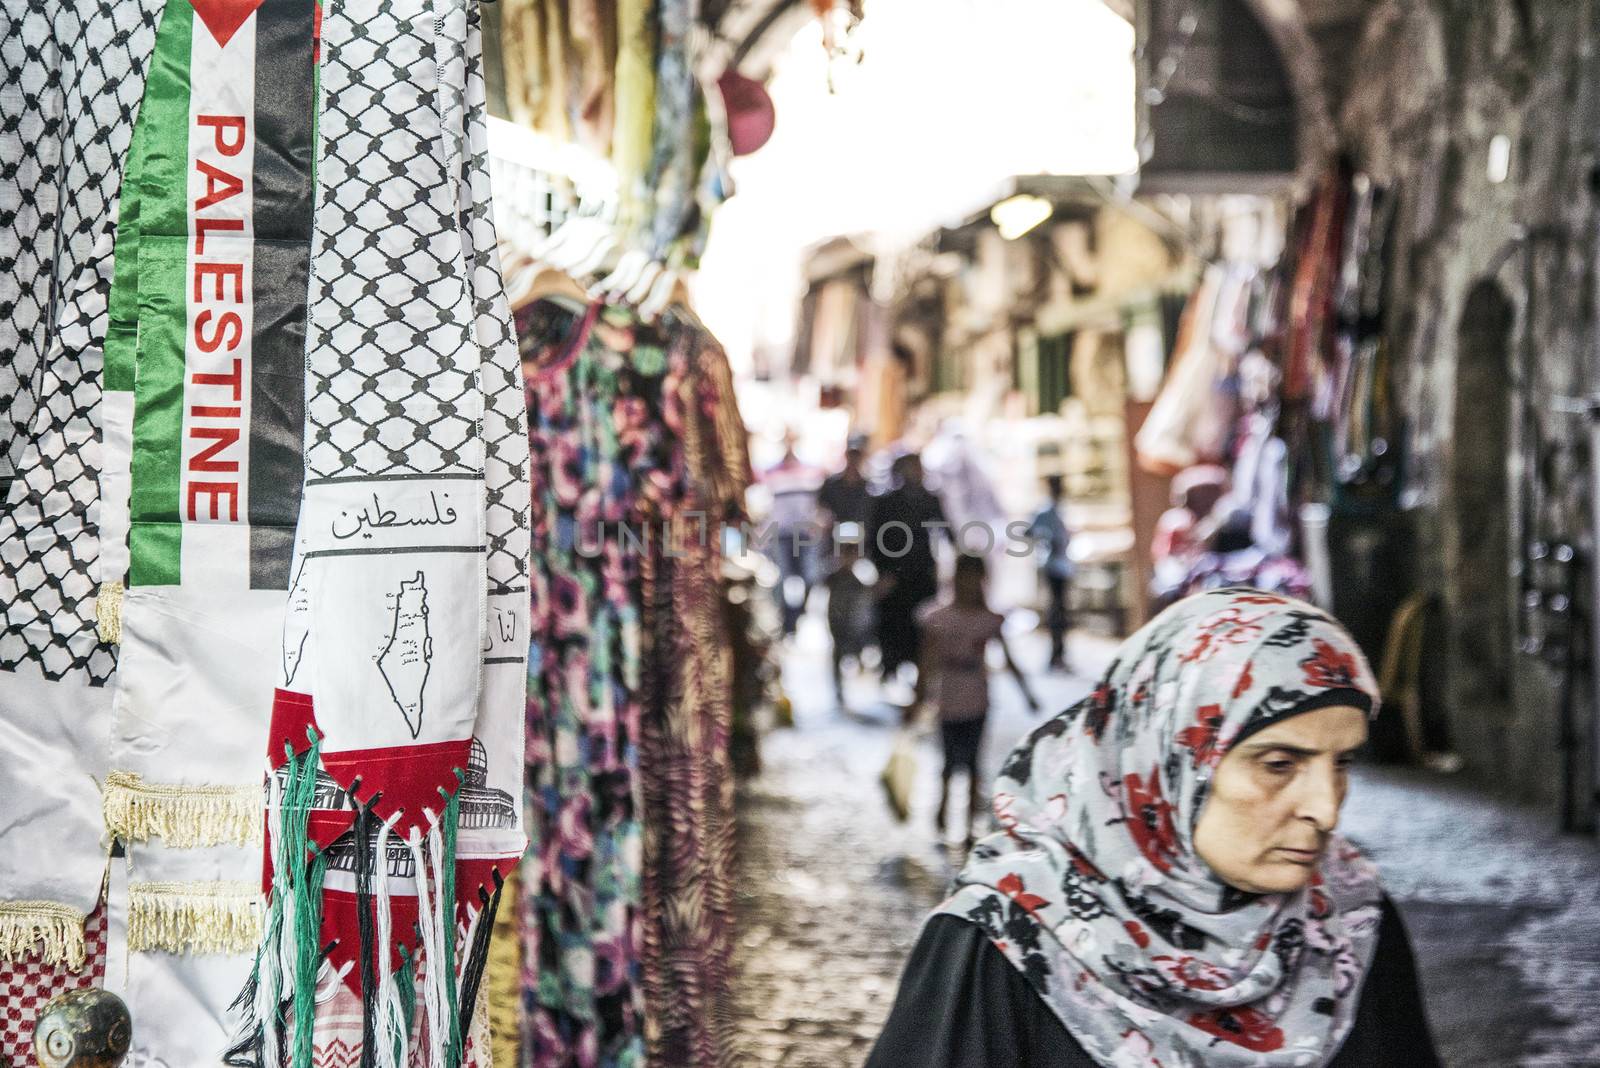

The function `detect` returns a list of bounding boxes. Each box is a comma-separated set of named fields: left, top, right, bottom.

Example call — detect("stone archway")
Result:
left=1239, top=0, right=1337, bottom=183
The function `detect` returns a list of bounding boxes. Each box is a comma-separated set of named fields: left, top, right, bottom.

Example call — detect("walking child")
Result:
left=914, top=554, right=1039, bottom=849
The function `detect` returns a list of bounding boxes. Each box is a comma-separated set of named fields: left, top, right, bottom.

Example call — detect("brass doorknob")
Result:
left=31, top=989, right=131, bottom=1068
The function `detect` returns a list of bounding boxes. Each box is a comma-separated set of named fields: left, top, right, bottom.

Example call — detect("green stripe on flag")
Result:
left=128, top=0, right=194, bottom=588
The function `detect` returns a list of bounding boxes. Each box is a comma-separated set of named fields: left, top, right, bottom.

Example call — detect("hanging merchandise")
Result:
left=516, top=297, right=749, bottom=1068
left=0, top=0, right=163, bottom=1040
left=1329, top=172, right=1404, bottom=515
left=715, top=70, right=775, bottom=158
left=613, top=0, right=658, bottom=234
left=644, top=0, right=707, bottom=262
left=90, top=2, right=320, bottom=1061
left=517, top=298, right=654, bottom=1068
left=1134, top=264, right=1230, bottom=475
left=495, top=0, right=739, bottom=318
left=1283, top=158, right=1351, bottom=414
left=570, top=0, right=621, bottom=157
left=231, top=2, right=528, bottom=1066
left=635, top=306, right=748, bottom=1068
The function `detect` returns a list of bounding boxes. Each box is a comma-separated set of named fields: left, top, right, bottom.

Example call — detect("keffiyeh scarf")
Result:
left=231, top=2, right=528, bottom=1066
left=0, top=0, right=161, bottom=967
left=937, top=588, right=1385, bottom=1068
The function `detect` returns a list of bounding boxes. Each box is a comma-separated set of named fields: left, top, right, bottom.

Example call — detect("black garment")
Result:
left=818, top=470, right=873, bottom=530
left=868, top=484, right=946, bottom=596
left=939, top=716, right=986, bottom=776
left=866, top=898, right=1441, bottom=1068
left=869, top=485, right=947, bottom=674
left=1044, top=574, right=1070, bottom=667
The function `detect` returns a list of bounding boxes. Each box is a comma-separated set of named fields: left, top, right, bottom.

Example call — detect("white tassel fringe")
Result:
left=0, top=901, right=88, bottom=970
left=127, top=880, right=263, bottom=954
left=103, top=771, right=262, bottom=848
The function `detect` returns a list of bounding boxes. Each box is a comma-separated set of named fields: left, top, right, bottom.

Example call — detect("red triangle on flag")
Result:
left=189, top=0, right=264, bottom=48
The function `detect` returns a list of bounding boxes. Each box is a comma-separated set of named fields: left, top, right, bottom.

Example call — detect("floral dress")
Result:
left=518, top=299, right=748, bottom=1068
left=520, top=299, right=669, bottom=1068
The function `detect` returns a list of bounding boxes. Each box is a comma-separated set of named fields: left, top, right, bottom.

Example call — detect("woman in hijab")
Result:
left=866, top=588, right=1440, bottom=1068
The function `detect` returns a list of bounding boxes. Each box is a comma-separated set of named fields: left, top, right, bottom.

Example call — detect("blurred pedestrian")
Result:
left=761, top=437, right=823, bottom=637
left=913, top=554, right=1039, bottom=849
left=923, top=420, right=1005, bottom=547
left=823, top=539, right=874, bottom=708
left=869, top=452, right=946, bottom=682
left=868, top=589, right=1442, bottom=1068
left=817, top=435, right=874, bottom=539
left=1025, top=474, right=1073, bottom=672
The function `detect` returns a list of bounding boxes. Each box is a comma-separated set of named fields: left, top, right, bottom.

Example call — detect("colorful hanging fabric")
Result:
left=87, top=2, right=321, bottom=1061
left=232, top=2, right=527, bottom=1065
left=518, top=298, right=663, bottom=1068
left=516, top=297, right=749, bottom=1068
left=1284, top=161, right=1350, bottom=411
left=635, top=309, right=748, bottom=1068
left=0, top=0, right=162, bottom=973
left=1135, top=264, right=1230, bottom=475
left=644, top=0, right=693, bottom=257
left=498, top=0, right=550, bottom=133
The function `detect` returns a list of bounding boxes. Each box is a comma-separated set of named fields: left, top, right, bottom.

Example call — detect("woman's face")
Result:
left=1192, top=705, right=1368, bottom=894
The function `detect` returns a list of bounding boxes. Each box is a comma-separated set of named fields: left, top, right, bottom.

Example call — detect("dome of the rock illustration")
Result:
left=466, top=736, right=489, bottom=787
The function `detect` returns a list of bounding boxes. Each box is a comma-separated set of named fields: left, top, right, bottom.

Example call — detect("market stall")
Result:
left=0, top=2, right=766, bottom=1065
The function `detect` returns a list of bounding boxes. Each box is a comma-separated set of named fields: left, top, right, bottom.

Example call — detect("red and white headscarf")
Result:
left=937, top=588, right=1384, bottom=1067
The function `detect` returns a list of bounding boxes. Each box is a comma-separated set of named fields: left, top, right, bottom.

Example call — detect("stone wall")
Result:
left=1330, top=0, right=1600, bottom=821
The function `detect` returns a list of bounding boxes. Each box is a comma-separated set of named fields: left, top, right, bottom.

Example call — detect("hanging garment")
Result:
left=1331, top=179, right=1403, bottom=513
left=635, top=308, right=748, bottom=1068
left=90, top=4, right=320, bottom=1062
left=499, top=0, right=549, bottom=131
left=1134, top=265, right=1229, bottom=475
left=518, top=298, right=662, bottom=1068
left=645, top=0, right=699, bottom=258
left=233, top=3, right=527, bottom=1066
left=516, top=299, right=747, bottom=1068
left=1284, top=163, right=1350, bottom=411
left=0, top=0, right=161, bottom=972
left=464, top=0, right=537, bottom=981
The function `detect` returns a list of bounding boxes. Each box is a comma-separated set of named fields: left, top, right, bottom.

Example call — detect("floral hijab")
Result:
left=936, top=589, right=1384, bottom=1067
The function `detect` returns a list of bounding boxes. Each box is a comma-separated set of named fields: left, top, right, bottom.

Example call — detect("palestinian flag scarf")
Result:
left=94, top=2, right=320, bottom=1064
left=231, top=2, right=528, bottom=1065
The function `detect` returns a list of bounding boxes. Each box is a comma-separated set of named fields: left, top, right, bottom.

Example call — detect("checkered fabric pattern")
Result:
left=0, top=0, right=162, bottom=683
left=304, top=0, right=481, bottom=479
left=0, top=4, right=58, bottom=490
left=462, top=4, right=529, bottom=602
left=0, top=904, right=108, bottom=1066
